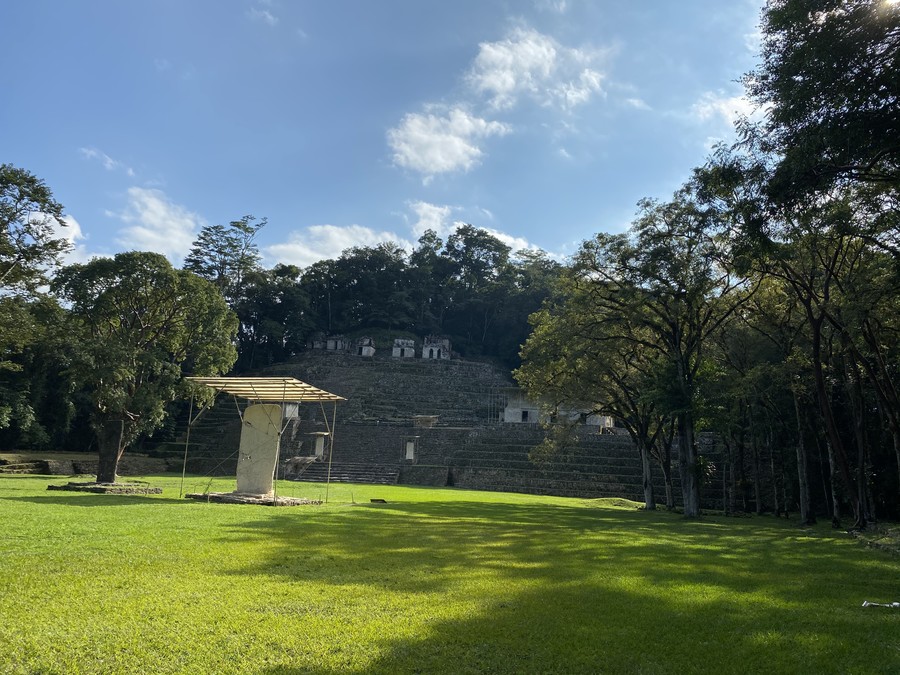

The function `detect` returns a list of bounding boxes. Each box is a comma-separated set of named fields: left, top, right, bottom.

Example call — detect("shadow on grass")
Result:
left=2, top=494, right=191, bottom=507
left=221, top=500, right=895, bottom=595
left=213, top=498, right=900, bottom=672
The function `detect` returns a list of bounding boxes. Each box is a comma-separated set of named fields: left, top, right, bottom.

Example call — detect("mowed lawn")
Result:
left=0, top=475, right=898, bottom=674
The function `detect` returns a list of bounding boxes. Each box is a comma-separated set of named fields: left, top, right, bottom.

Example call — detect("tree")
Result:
left=517, top=295, right=674, bottom=511
left=183, top=215, right=265, bottom=306
left=744, top=0, right=900, bottom=198
left=234, top=264, right=312, bottom=371
left=442, top=225, right=515, bottom=354
left=53, top=252, right=237, bottom=483
left=409, top=230, right=454, bottom=334
left=493, top=249, right=563, bottom=369
left=1, top=164, right=71, bottom=433
left=699, top=148, right=900, bottom=525
left=1, top=163, right=70, bottom=295
left=569, top=194, right=755, bottom=517
left=0, top=296, right=76, bottom=446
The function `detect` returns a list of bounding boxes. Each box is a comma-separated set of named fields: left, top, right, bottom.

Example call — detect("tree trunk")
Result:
left=96, top=419, right=124, bottom=483
left=640, top=441, right=656, bottom=510
left=848, top=354, right=869, bottom=529
left=792, top=391, right=815, bottom=525
left=810, top=315, right=860, bottom=525
left=722, top=437, right=732, bottom=516
left=750, top=423, right=764, bottom=515
left=894, top=434, right=900, bottom=506
left=662, top=423, right=675, bottom=511
left=826, top=439, right=842, bottom=528
left=678, top=412, right=700, bottom=517
left=768, top=429, right=781, bottom=517
left=736, top=424, right=750, bottom=512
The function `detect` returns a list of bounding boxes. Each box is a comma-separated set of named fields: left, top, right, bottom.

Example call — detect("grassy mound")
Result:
left=1, top=474, right=898, bottom=673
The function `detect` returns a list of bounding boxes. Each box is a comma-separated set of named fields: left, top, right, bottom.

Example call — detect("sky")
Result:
left=1, top=0, right=764, bottom=269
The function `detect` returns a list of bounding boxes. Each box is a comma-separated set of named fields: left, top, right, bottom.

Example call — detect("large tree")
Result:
left=517, top=295, right=674, bottom=511
left=1, top=164, right=71, bottom=433
left=744, top=0, right=900, bottom=198
left=183, top=215, right=265, bottom=306
left=568, top=193, right=754, bottom=517
left=53, top=252, right=237, bottom=483
left=234, top=264, right=312, bottom=371
left=1, top=163, right=70, bottom=295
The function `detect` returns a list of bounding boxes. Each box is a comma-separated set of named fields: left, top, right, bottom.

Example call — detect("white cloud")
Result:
left=79, top=147, right=135, bottom=177
left=409, top=201, right=455, bottom=238
left=482, top=226, right=536, bottom=253
left=467, top=27, right=605, bottom=111
left=112, top=187, right=204, bottom=262
left=55, top=215, right=109, bottom=264
left=405, top=202, right=538, bottom=253
left=266, top=224, right=412, bottom=268
left=624, top=97, right=651, bottom=110
left=743, top=27, right=763, bottom=55
left=248, top=6, right=279, bottom=26
left=387, top=107, right=510, bottom=181
left=28, top=213, right=104, bottom=266
left=690, top=91, right=756, bottom=127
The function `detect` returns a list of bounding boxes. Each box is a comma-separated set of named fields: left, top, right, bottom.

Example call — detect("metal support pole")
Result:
left=179, top=396, right=194, bottom=498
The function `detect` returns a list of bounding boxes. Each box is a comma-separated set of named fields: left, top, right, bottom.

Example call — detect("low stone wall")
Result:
left=0, top=455, right=175, bottom=477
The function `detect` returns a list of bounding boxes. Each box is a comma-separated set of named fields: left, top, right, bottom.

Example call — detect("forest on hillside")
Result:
left=2, top=0, right=898, bottom=522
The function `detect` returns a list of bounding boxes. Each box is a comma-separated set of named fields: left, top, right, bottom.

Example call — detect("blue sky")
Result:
left=1, top=0, right=763, bottom=268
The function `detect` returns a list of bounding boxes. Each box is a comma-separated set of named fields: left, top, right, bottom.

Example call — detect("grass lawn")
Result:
left=1, top=474, right=898, bottom=674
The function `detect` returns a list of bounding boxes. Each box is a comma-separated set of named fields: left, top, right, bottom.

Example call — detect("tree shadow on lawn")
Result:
left=258, top=578, right=900, bottom=674
left=218, top=499, right=899, bottom=605
left=2, top=494, right=191, bottom=507
left=232, top=501, right=900, bottom=673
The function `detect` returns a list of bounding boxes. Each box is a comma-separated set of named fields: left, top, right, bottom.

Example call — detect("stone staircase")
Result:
left=286, top=462, right=399, bottom=485
left=446, top=426, right=664, bottom=500
left=0, top=460, right=51, bottom=474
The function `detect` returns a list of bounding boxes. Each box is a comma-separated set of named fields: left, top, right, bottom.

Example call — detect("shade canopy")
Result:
left=186, top=376, right=345, bottom=403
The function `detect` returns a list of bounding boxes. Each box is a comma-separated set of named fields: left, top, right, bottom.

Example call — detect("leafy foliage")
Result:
left=183, top=214, right=265, bottom=306
left=52, top=252, right=237, bottom=480
left=0, top=163, right=70, bottom=295
left=744, top=0, right=900, bottom=197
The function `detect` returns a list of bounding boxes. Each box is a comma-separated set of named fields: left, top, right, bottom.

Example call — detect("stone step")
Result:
left=0, top=461, right=49, bottom=474
left=287, top=463, right=400, bottom=485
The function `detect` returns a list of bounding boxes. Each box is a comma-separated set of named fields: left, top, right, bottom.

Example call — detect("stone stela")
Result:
left=235, top=403, right=282, bottom=496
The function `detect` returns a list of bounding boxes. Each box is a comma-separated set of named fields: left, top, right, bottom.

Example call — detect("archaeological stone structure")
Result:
left=422, top=336, right=451, bottom=360
left=354, top=337, right=376, bottom=357
left=392, top=338, right=416, bottom=358
left=161, top=350, right=725, bottom=509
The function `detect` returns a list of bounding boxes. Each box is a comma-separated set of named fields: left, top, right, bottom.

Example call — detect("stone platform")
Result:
left=185, top=491, right=321, bottom=506
left=47, top=482, right=163, bottom=495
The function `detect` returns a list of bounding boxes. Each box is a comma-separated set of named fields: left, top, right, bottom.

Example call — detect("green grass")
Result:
left=1, top=474, right=898, bottom=674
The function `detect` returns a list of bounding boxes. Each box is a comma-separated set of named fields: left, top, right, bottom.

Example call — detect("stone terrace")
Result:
left=162, top=351, right=723, bottom=508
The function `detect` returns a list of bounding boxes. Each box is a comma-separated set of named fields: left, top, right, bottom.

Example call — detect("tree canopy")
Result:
left=52, top=252, right=237, bottom=482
